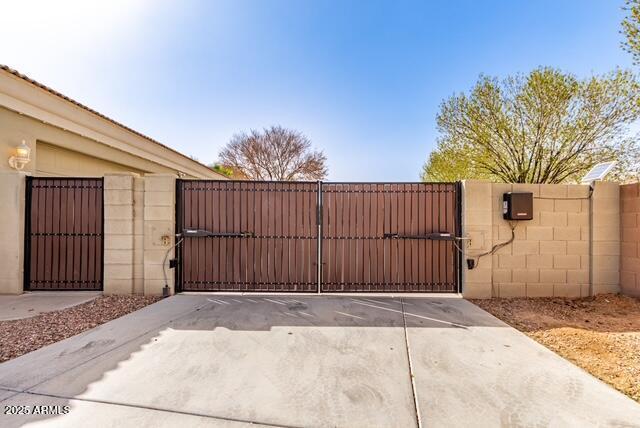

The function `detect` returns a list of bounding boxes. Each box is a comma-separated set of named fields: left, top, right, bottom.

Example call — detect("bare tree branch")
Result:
left=218, top=126, right=328, bottom=181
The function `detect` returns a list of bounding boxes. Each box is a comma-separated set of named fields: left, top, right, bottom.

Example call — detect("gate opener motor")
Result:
left=502, top=192, right=533, bottom=220
left=466, top=191, right=534, bottom=270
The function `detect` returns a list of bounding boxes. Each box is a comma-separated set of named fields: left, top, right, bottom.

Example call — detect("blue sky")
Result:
left=1, top=0, right=634, bottom=180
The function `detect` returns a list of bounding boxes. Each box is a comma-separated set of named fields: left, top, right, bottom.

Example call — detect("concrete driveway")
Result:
left=0, top=292, right=101, bottom=321
left=0, top=294, right=638, bottom=427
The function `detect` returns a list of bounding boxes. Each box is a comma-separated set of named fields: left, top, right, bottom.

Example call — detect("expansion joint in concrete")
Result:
left=0, top=386, right=298, bottom=428
left=401, top=298, right=422, bottom=428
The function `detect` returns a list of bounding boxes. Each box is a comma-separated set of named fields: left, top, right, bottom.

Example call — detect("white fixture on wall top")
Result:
left=8, top=140, right=31, bottom=170
left=580, top=161, right=616, bottom=184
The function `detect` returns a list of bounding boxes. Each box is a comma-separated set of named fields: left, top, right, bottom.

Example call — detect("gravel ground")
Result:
left=472, top=294, right=640, bottom=403
left=0, top=295, right=161, bottom=363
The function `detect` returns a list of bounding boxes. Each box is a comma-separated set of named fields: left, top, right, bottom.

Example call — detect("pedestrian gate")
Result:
left=24, top=177, right=104, bottom=291
left=176, top=181, right=460, bottom=293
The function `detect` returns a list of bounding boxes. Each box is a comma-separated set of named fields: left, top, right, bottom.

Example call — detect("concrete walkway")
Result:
left=0, top=292, right=101, bottom=321
left=0, top=295, right=638, bottom=427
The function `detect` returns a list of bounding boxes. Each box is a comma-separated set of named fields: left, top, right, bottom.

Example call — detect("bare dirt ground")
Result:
left=0, top=295, right=161, bottom=363
left=472, top=294, right=640, bottom=402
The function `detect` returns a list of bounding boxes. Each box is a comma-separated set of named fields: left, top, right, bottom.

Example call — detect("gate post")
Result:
left=460, top=180, right=494, bottom=298
left=143, top=174, right=177, bottom=296
left=0, top=171, right=26, bottom=294
left=591, top=181, right=621, bottom=295
left=104, top=173, right=138, bottom=295
left=317, top=180, right=323, bottom=294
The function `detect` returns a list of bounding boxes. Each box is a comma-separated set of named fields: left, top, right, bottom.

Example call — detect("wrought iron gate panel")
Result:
left=24, top=177, right=104, bottom=291
left=176, top=180, right=318, bottom=292
left=320, top=183, right=459, bottom=292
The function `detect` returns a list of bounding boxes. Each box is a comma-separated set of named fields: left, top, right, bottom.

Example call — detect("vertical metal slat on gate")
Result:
left=316, top=180, right=323, bottom=294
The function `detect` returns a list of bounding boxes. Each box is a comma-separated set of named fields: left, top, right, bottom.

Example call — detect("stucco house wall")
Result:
left=34, top=141, right=146, bottom=177
left=0, top=65, right=226, bottom=295
left=0, top=65, right=225, bottom=179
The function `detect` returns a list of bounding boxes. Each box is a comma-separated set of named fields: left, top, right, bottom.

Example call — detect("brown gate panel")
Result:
left=177, top=180, right=318, bottom=292
left=321, top=183, right=459, bottom=292
left=25, top=177, right=103, bottom=291
left=176, top=180, right=459, bottom=293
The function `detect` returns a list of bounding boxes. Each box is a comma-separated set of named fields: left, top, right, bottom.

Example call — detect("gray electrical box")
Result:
left=503, top=192, right=533, bottom=220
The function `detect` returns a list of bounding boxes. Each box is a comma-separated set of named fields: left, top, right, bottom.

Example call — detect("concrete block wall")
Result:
left=591, top=182, right=621, bottom=295
left=103, top=173, right=137, bottom=295
left=133, top=176, right=145, bottom=294
left=462, top=180, right=620, bottom=299
left=2, top=171, right=631, bottom=297
left=103, top=173, right=176, bottom=296
left=461, top=181, right=494, bottom=298
left=621, top=183, right=640, bottom=297
left=0, top=170, right=180, bottom=296
left=143, top=174, right=176, bottom=296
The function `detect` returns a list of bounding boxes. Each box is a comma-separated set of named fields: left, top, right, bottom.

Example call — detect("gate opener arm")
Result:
left=162, top=229, right=254, bottom=297
left=384, top=232, right=470, bottom=254
left=384, top=232, right=459, bottom=241
left=182, top=229, right=255, bottom=238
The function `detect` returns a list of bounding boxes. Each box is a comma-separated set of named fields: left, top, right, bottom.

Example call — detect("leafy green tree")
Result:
left=209, top=163, right=242, bottom=178
left=622, top=0, right=640, bottom=64
left=422, top=144, right=490, bottom=182
left=423, top=68, right=640, bottom=183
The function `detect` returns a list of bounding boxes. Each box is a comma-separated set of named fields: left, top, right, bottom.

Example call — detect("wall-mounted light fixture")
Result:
left=8, top=140, right=31, bottom=170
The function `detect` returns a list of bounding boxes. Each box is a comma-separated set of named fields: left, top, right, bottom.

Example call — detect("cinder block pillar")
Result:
left=461, top=180, right=494, bottom=298
left=103, top=173, right=139, bottom=294
left=0, top=171, right=26, bottom=294
left=620, top=183, right=640, bottom=297
left=143, top=174, right=176, bottom=296
left=133, top=176, right=145, bottom=294
left=591, top=181, right=621, bottom=295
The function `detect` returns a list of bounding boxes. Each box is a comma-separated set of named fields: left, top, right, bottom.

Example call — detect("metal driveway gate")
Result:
left=321, top=183, right=459, bottom=292
left=176, top=181, right=319, bottom=292
left=24, top=177, right=104, bottom=291
left=176, top=180, right=460, bottom=293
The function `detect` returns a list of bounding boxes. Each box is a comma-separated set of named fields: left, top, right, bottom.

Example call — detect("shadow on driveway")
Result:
left=0, top=295, right=638, bottom=427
